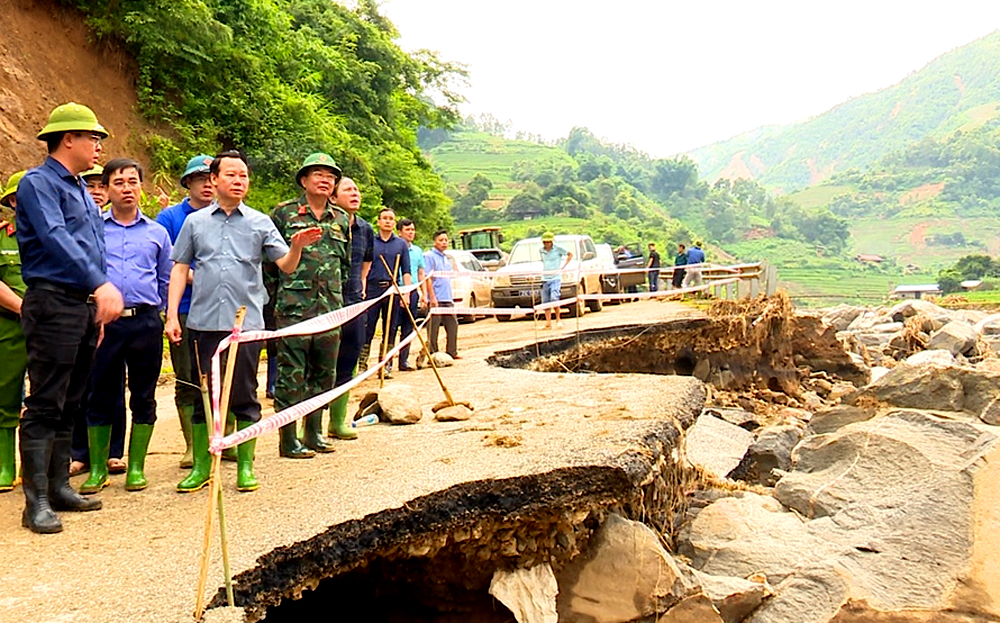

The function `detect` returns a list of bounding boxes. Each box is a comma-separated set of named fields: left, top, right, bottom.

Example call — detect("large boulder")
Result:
left=903, top=349, right=955, bottom=367
left=684, top=415, right=754, bottom=480
left=973, top=313, right=1000, bottom=336
left=489, top=564, right=558, bottom=623
left=822, top=305, right=865, bottom=332
left=376, top=384, right=422, bottom=424
left=555, top=513, right=688, bottom=623
left=740, top=424, right=805, bottom=486
left=887, top=299, right=947, bottom=323
left=686, top=568, right=768, bottom=623
left=850, top=361, right=1000, bottom=416
left=808, top=405, right=872, bottom=436
left=928, top=321, right=979, bottom=356
left=748, top=562, right=851, bottom=623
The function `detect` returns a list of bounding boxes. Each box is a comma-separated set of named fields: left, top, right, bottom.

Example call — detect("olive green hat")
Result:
left=80, top=164, right=104, bottom=180
left=0, top=170, right=26, bottom=208
left=181, top=154, right=213, bottom=188
left=296, top=152, right=341, bottom=188
left=541, top=231, right=555, bottom=242
left=37, top=102, right=109, bottom=140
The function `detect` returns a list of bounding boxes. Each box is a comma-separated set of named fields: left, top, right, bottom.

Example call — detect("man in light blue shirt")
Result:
left=424, top=229, right=459, bottom=358
left=539, top=231, right=572, bottom=330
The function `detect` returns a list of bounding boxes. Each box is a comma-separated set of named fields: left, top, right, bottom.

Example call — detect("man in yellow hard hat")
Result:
left=15, top=103, right=124, bottom=533
left=80, top=164, right=107, bottom=209
left=0, top=171, right=27, bottom=493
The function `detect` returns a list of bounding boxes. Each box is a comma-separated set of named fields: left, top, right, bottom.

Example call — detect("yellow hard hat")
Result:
left=37, top=102, right=108, bottom=140
left=0, top=170, right=26, bottom=207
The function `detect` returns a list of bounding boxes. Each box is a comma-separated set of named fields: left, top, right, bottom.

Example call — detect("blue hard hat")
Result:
left=181, top=154, right=213, bottom=188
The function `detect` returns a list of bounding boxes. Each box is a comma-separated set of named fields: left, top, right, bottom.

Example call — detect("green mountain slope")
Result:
left=688, top=30, right=1000, bottom=192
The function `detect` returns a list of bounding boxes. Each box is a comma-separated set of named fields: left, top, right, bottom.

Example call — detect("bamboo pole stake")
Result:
left=381, top=256, right=455, bottom=406
left=195, top=306, right=246, bottom=620
left=379, top=254, right=401, bottom=388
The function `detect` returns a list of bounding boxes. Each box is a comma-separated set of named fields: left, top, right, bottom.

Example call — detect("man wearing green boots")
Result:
left=269, top=154, right=351, bottom=458
left=156, top=154, right=216, bottom=469
left=166, top=151, right=321, bottom=493
left=79, top=159, right=173, bottom=495
left=0, top=171, right=27, bottom=493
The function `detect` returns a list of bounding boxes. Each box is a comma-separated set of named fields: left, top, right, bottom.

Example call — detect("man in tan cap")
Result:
left=15, top=103, right=123, bottom=533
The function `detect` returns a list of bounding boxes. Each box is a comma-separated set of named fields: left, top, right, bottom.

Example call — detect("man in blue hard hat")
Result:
left=156, top=154, right=216, bottom=469
left=16, top=102, right=124, bottom=533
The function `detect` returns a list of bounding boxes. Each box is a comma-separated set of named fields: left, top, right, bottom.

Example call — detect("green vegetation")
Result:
left=65, top=0, right=464, bottom=226
left=689, top=31, right=1000, bottom=191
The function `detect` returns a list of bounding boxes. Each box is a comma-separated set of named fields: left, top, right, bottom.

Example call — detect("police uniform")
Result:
left=0, top=216, right=26, bottom=491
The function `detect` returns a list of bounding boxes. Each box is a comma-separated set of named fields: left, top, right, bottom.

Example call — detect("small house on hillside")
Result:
left=856, top=254, right=885, bottom=264
left=892, top=284, right=941, bottom=299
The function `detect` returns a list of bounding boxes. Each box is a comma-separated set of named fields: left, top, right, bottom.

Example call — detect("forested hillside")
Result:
left=688, top=30, right=1000, bottom=192
left=61, top=0, right=463, bottom=225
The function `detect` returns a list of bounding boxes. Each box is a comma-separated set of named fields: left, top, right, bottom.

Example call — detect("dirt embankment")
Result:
left=2, top=0, right=152, bottom=178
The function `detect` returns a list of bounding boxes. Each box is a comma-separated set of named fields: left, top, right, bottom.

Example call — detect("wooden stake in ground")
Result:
left=195, top=306, right=246, bottom=620
left=380, top=256, right=456, bottom=407
left=379, top=254, right=401, bottom=389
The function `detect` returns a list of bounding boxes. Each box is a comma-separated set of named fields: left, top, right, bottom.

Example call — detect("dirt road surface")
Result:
left=0, top=299, right=702, bottom=623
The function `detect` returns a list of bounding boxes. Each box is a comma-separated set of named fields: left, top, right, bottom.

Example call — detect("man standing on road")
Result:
left=684, top=240, right=706, bottom=289
left=646, top=242, right=661, bottom=292
left=270, top=153, right=350, bottom=458
left=78, top=159, right=172, bottom=494
left=394, top=218, right=424, bottom=371
left=424, top=229, right=458, bottom=359
left=328, top=177, right=372, bottom=440
left=156, top=154, right=215, bottom=469
left=16, top=102, right=123, bottom=533
left=671, top=243, right=687, bottom=289
left=363, top=208, right=411, bottom=378
left=166, top=150, right=321, bottom=493
left=0, top=171, right=27, bottom=493
left=539, top=231, right=572, bottom=330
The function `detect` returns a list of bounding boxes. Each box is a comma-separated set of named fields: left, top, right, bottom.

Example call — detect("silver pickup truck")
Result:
left=490, top=234, right=604, bottom=320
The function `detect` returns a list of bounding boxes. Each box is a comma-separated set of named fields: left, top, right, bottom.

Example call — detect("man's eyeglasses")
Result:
left=72, top=132, right=104, bottom=146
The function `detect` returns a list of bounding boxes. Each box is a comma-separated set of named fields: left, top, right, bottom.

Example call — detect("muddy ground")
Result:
left=0, top=299, right=704, bottom=623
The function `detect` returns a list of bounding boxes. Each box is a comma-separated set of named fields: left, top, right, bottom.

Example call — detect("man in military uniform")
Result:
left=270, top=153, right=351, bottom=458
left=16, top=103, right=123, bottom=533
left=81, top=164, right=107, bottom=209
left=0, top=171, right=27, bottom=492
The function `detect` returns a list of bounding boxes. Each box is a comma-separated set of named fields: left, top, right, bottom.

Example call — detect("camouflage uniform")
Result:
left=269, top=197, right=352, bottom=414
left=0, top=218, right=27, bottom=430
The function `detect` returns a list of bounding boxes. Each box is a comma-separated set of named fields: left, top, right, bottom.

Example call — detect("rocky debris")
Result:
left=821, top=305, right=865, bottom=332
left=927, top=321, right=978, bottom=356
left=684, top=414, right=755, bottom=480
left=747, top=562, right=851, bottom=623
left=701, top=407, right=761, bottom=431
left=555, top=513, right=687, bottom=623
left=682, top=567, right=769, bottom=623
left=434, top=404, right=473, bottom=421
left=656, top=593, right=724, bottom=622
left=902, top=349, right=954, bottom=366
left=375, top=384, right=422, bottom=424
left=808, top=405, right=872, bottom=435
left=850, top=360, right=1000, bottom=416
left=973, top=312, right=1000, bottom=335
left=731, top=424, right=805, bottom=487
left=431, top=352, right=455, bottom=367
left=489, top=564, right=558, bottom=623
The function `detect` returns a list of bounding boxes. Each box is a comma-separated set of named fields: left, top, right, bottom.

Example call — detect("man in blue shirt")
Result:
left=156, top=154, right=215, bottom=469
left=79, top=159, right=172, bottom=495
left=539, top=231, right=572, bottom=330
left=424, top=229, right=459, bottom=358
left=394, top=218, right=425, bottom=371
left=328, top=177, right=372, bottom=440
left=684, top=241, right=706, bottom=289
left=363, top=208, right=411, bottom=378
left=165, top=151, right=321, bottom=493
left=15, top=102, right=124, bottom=533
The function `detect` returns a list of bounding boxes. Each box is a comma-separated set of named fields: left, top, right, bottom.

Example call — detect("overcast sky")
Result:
left=384, top=1, right=1000, bottom=157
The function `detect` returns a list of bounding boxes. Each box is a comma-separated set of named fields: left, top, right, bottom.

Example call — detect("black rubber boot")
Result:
left=279, top=423, right=315, bottom=459
left=302, top=412, right=335, bottom=453
left=49, top=431, right=101, bottom=512
left=20, top=436, right=62, bottom=534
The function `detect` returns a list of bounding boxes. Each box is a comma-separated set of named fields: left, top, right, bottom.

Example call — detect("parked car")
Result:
left=443, top=249, right=493, bottom=322
left=490, top=234, right=604, bottom=320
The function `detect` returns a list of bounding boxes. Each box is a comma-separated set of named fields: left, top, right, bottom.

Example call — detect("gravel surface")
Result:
left=0, top=300, right=703, bottom=623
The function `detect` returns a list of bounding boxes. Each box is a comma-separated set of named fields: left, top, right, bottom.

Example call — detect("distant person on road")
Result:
left=362, top=207, right=411, bottom=378
left=394, top=218, right=425, bottom=371
left=539, top=231, right=572, bottom=330
left=424, top=229, right=459, bottom=359
left=166, top=150, right=322, bottom=493
left=671, top=243, right=687, bottom=289
left=684, top=240, right=706, bottom=289
left=329, top=177, right=373, bottom=441
left=646, top=242, right=661, bottom=292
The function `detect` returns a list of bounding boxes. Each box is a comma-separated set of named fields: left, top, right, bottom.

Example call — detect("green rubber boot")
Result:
left=178, top=405, right=194, bottom=468
left=222, top=411, right=237, bottom=462
left=176, top=423, right=211, bottom=493
left=125, top=424, right=154, bottom=491
left=303, top=411, right=335, bottom=452
left=327, top=393, right=357, bottom=440
left=279, top=422, right=315, bottom=459
left=79, top=425, right=112, bottom=494
left=235, top=420, right=258, bottom=492
left=0, top=427, right=16, bottom=492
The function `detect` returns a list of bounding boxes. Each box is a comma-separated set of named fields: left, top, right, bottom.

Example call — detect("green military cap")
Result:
left=80, top=164, right=104, bottom=180
left=0, top=170, right=26, bottom=207
left=541, top=231, right=555, bottom=242
left=181, top=154, right=213, bottom=188
left=37, top=102, right=109, bottom=140
left=296, top=152, right=342, bottom=188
